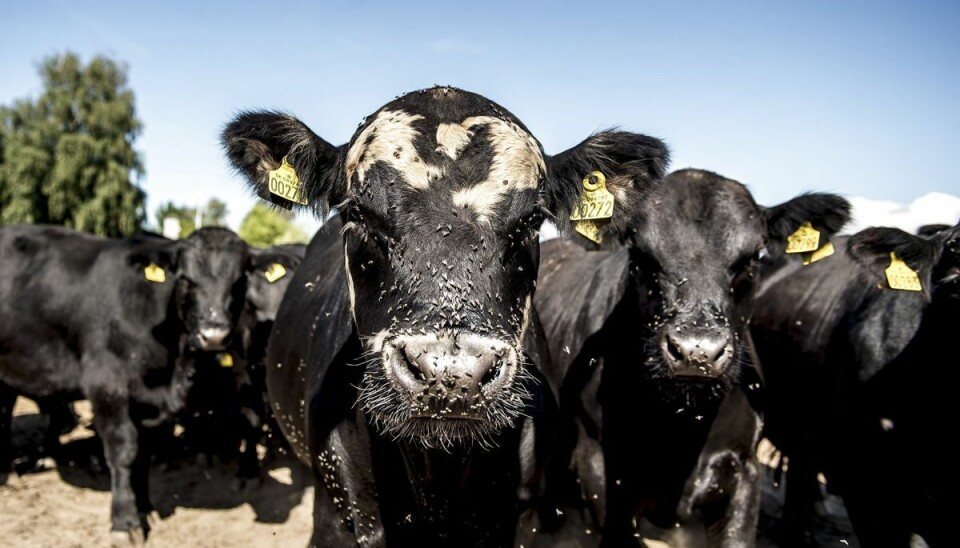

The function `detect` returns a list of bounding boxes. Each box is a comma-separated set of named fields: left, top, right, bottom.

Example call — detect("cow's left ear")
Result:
left=542, top=131, right=670, bottom=246
left=847, top=227, right=939, bottom=290
left=763, top=193, right=851, bottom=259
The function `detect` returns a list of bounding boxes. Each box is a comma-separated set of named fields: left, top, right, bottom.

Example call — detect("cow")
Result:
left=221, top=85, right=670, bottom=546
left=533, top=168, right=850, bottom=546
left=179, top=243, right=306, bottom=479
left=751, top=222, right=960, bottom=547
left=0, top=225, right=249, bottom=544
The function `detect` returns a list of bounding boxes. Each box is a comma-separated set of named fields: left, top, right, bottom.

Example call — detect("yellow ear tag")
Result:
left=885, top=252, right=923, bottom=291
left=786, top=221, right=821, bottom=254
left=144, top=263, right=166, bottom=283
left=218, top=353, right=234, bottom=368
left=571, top=171, right=614, bottom=244
left=802, top=241, right=835, bottom=265
left=268, top=156, right=309, bottom=206
left=264, top=263, right=287, bottom=283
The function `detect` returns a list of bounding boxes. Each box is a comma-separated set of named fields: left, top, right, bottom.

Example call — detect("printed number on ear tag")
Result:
left=218, top=353, right=234, bottom=368
left=264, top=263, right=287, bottom=283
left=268, top=156, right=309, bottom=206
left=885, top=252, right=923, bottom=291
left=570, top=171, right=615, bottom=221
left=144, top=263, right=166, bottom=283
left=802, top=241, right=835, bottom=265
left=786, top=222, right=821, bottom=254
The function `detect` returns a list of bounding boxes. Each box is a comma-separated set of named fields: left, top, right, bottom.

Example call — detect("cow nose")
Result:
left=661, top=329, right=733, bottom=376
left=389, top=335, right=516, bottom=415
left=197, top=326, right=231, bottom=350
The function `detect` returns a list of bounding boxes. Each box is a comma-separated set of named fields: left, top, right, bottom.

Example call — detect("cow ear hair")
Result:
left=222, top=111, right=345, bottom=216
left=762, top=193, right=851, bottom=260
left=847, top=227, right=940, bottom=283
left=542, top=131, right=669, bottom=248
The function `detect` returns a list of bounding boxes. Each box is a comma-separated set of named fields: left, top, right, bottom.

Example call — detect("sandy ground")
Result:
left=0, top=398, right=314, bottom=548
left=0, top=398, right=859, bottom=547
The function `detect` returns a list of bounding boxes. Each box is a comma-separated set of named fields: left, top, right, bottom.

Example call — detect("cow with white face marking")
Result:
left=222, top=86, right=669, bottom=546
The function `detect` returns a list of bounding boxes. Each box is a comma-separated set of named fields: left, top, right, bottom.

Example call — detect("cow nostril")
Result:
left=401, top=349, right=427, bottom=383
left=664, top=336, right=685, bottom=364
left=479, top=358, right=501, bottom=388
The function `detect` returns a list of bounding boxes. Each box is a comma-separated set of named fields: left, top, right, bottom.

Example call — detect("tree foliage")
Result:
left=238, top=204, right=308, bottom=247
left=155, top=198, right=228, bottom=239
left=0, top=52, right=145, bottom=236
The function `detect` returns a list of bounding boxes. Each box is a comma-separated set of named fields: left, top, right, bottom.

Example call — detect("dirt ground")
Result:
left=0, top=398, right=860, bottom=547
left=0, top=398, right=313, bottom=547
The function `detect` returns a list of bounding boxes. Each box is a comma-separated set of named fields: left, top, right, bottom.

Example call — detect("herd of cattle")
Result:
left=0, top=86, right=953, bottom=547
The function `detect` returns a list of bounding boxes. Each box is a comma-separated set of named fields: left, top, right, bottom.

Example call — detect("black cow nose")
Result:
left=390, top=335, right=515, bottom=416
left=661, top=329, right=733, bottom=376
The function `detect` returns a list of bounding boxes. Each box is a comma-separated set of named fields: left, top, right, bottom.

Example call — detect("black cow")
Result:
left=751, top=223, right=960, bottom=547
left=179, top=243, right=306, bottom=478
left=221, top=85, right=670, bottom=546
left=0, top=225, right=248, bottom=543
left=534, top=168, right=850, bottom=546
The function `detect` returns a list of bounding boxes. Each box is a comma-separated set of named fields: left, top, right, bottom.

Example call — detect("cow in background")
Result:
left=180, top=243, right=306, bottom=480
left=752, top=223, right=959, bottom=547
left=535, top=168, right=850, bottom=546
left=221, top=85, right=670, bottom=546
left=0, top=225, right=248, bottom=544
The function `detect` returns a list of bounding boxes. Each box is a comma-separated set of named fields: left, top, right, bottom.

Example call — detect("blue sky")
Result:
left=2, top=0, right=958, bottom=230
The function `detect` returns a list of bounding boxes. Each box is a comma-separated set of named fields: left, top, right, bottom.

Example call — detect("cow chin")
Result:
left=355, top=333, right=532, bottom=450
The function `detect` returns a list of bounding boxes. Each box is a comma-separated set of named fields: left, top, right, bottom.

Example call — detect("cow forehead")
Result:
left=344, top=109, right=545, bottom=225
left=644, top=180, right=763, bottom=260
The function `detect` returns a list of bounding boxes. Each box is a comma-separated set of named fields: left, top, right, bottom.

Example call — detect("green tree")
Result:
left=239, top=203, right=308, bottom=247
left=0, top=52, right=145, bottom=236
left=155, top=198, right=227, bottom=238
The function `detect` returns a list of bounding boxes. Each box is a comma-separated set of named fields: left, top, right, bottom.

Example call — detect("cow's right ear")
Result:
left=222, top=111, right=345, bottom=215
left=847, top=227, right=939, bottom=289
left=542, top=131, right=670, bottom=246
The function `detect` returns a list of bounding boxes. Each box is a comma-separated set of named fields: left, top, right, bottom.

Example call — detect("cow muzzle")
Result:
left=194, top=324, right=231, bottom=351
left=660, top=328, right=734, bottom=378
left=385, top=333, right=517, bottom=418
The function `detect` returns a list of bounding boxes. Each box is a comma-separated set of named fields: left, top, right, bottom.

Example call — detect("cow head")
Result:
left=175, top=228, right=249, bottom=351
left=223, top=86, right=668, bottom=447
left=245, top=244, right=306, bottom=323
left=848, top=222, right=960, bottom=303
left=627, top=169, right=850, bottom=397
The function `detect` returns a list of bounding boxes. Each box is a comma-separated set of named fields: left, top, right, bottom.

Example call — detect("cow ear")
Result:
left=847, top=227, right=939, bottom=288
left=222, top=111, right=345, bottom=215
left=916, top=224, right=952, bottom=237
left=763, top=193, right=851, bottom=260
left=542, top=131, right=669, bottom=246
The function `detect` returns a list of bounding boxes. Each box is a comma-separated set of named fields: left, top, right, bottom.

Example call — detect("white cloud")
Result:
left=845, top=192, right=960, bottom=235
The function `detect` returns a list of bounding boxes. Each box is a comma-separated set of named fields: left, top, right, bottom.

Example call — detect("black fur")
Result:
left=0, top=224, right=249, bottom=539
left=535, top=168, right=850, bottom=546
left=222, top=87, right=667, bottom=546
left=751, top=221, right=960, bottom=546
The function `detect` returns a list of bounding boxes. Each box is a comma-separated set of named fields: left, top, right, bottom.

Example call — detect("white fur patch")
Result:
left=435, top=123, right=474, bottom=160
left=343, top=245, right=357, bottom=320
left=345, top=110, right=441, bottom=189
left=452, top=116, right=544, bottom=224
left=516, top=294, right=533, bottom=346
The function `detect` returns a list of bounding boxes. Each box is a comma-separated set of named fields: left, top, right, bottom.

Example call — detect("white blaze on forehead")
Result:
left=451, top=116, right=545, bottom=224
left=343, top=246, right=357, bottom=321
left=435, top=123, right=474, bottom=160
left=345, top=110, right=441, bottom=189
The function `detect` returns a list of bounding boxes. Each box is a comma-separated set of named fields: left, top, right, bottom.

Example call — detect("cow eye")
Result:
left=731, top=249, right=760, bottom=274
